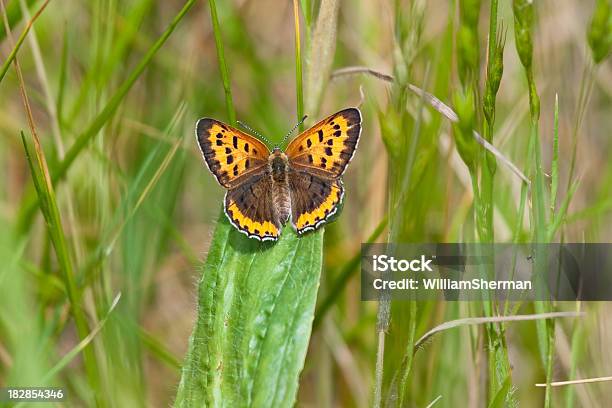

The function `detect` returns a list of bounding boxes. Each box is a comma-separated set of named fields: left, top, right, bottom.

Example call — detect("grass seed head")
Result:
left=513, top=0, right=535, bottom=71
left=452, top=88, right=479, bottom=171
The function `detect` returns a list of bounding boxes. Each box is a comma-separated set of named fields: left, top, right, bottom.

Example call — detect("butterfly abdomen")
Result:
left=269, top=151, right=291, bottom=224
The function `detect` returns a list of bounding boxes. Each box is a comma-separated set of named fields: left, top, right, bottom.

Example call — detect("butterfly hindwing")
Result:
left=285, top=108, right=361, bottom=178
left=196, top=118, right=270, bottom=188
left=225, top=173, right=281, bottom=241
left=289, top=170, right=344, bottom=234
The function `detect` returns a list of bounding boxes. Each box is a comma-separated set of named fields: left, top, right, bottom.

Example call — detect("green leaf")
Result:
left=488, top=375, right=512, bottom=408
left=175, top=216, right=323, bottom=407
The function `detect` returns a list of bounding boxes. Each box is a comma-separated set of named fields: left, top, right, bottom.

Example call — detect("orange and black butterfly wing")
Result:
left=196, top=118, right=279, bottom=240
left=285, top=108, right=361, bottom=178
left=225, top=174, right=281, bottom=241
left=289, top=170, right=344, bottom=234
left=285, top=108, right=360, bottom=233
left=196, top=118, right=270, bottom=188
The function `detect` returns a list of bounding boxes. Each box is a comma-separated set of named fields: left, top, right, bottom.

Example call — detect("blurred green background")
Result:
left=0, top=0, right=610, bottom=406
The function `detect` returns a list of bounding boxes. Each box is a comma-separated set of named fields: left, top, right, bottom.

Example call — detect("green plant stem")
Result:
left=293, top=0, right=305, bottom=131
left=208, top=0, right=236, bottom=124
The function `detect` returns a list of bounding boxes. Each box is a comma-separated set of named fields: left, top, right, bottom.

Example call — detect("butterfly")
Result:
left=195, top=108, right=362, bottom=241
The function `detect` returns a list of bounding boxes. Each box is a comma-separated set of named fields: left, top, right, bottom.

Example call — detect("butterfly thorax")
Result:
left=268, top=148, right=291, bottom=224
left=269, top=148, right=288, bottom=182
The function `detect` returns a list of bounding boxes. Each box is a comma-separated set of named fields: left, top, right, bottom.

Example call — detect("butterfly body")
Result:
left=268, top=148, right=292, bottom=225
left=196, top=108, right=361, bottom=241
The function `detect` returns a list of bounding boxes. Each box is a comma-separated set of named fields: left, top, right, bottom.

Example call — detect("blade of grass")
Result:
left=293, top=0, right=305, bottom=131
left=414, top=312, right=584, bottom=353
left=0, top=0, right=49, bottom=83
left=548, top=179, right=580, bottom=241
left=0, top=0, right=37, bottom=42
left=305, top=0, right=340, bottom=117
left=550, top=93, right=560, bottom=217
left=139, top=327, right=182, bottom=371
left=299, top=0, right=312, bottom=53
left=208, top=0, right=236, bottom=124
left=19, top=0, right=63, bottom=154
left=56, top=24, right=68, bottom=126
left=426, top=395, right=443, bottom=408
left=40, top=293, right=121, bottom=383
left=537, top=376, right=612, bottom=387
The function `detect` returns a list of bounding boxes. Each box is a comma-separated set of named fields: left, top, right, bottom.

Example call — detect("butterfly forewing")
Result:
left=196, top=118, right=279, bottom=241
left=196, top=118, right=270, bottom=188
left=285, top=108, right=361, bottom=179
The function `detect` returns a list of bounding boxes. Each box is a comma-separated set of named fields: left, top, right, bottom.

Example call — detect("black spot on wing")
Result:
left=318, top=129, right=324, bottom=142
left=227, top=155, right=234, bottom=164
left=232, top=136, right=238, bottom=149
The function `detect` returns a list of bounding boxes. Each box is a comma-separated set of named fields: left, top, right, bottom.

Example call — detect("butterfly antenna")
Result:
left=237, top=120, right=272, bottom=146
left=281, top=115, right=308, bottom=146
